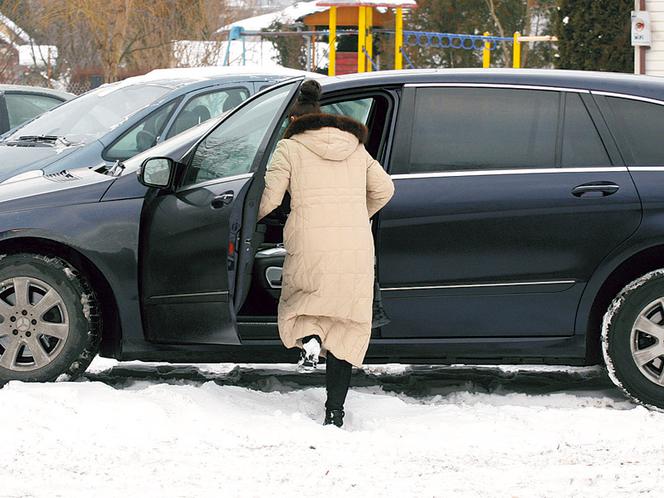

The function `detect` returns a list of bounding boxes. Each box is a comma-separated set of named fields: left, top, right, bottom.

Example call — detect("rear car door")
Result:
left=378, top=84, right=642, bottom=339
left=139, top=81, right=301, bottom=345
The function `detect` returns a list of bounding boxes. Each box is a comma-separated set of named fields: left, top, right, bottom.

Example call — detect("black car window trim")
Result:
left=318, top=88, right=398, bottom=167
left=0, top=93, right=9, bottom=133
left=558, top=92, right=613, bottom=168
left=582, top=93, right=623, bottom=167
left=162, top=84, right=251, bottom=140
left=404, top=84, right=566, bottom=174
left=101, top=96, right=183, bottom=162
left=174, top=78, right=305, bottom=193
left=590, top=90, right=664, bottom=167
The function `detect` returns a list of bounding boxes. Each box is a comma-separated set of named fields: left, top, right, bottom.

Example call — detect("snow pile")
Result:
left=2, top=358, right=663, bottom=497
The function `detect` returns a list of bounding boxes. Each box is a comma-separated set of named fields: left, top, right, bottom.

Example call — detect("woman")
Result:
left=258, top=80, right=394, bottom=428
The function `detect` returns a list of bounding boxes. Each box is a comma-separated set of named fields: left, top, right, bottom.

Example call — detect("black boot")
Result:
left=324, top=352, right=352, bottom=427
left=324, top=408, right=345, bottom=427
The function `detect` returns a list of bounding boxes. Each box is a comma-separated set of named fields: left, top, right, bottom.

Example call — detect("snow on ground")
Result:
left=2, top=357, right=664, bottom=497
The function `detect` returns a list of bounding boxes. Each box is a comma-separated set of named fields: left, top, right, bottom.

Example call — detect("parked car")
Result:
left=0, top=84, right=72, bottom=135
left=0, top=67, right=315, bottom=183
left=3, top=69, right=664, bottom=410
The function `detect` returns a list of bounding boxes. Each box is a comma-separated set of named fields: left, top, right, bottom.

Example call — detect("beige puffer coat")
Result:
left=258, top=113, right=395, bottom=367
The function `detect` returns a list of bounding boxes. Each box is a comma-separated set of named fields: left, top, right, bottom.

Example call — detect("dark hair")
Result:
left=289, top=79, right=321, bottom=118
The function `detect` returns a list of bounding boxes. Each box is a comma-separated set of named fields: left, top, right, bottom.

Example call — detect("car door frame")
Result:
left=139, top=78, right=305, bottom=345
left=232, top=85, right=402, bottom=329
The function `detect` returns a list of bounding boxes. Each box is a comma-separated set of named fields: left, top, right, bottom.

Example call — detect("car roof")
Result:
left=320, top=68, right=664, bottom=101
left=0, top=84, right=73, bottom=101
left=113, top=66, right=322, bottom=91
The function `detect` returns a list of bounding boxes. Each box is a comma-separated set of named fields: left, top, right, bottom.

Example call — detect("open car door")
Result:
left=139, top=79, right=303, bottom=345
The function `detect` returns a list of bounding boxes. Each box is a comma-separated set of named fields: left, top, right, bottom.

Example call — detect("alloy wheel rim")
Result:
left=630, top=297, right=664, bottom=387
left=0, top=276, right=69, bottom=372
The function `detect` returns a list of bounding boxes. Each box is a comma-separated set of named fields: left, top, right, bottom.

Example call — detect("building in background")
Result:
left=633, top=0, right=664, bottom=75
left=0, top=12, right=57, bottom=85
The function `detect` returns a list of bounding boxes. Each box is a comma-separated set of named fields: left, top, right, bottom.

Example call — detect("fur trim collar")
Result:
left=284, top=113, right=368, bottom=144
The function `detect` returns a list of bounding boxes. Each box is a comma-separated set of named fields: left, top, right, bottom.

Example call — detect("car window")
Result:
left=561, top=93, right=610, bottom=167
left=105, top=99, right=179, bottom=161
left=409, top=87, right=559, bottom=172
left=9, top=83, right=172, bottom=144
left=183, top=83, right=296, bottom=187
left=321, top=98, right=373, bottom=124
left=605, top=96, right=664, bottom=166
left=166, top=87, right=249, bottom=139
left=5, top=93, right=63, bottom=129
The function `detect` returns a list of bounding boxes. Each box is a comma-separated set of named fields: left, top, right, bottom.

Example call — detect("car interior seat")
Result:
left=222, top=92, right=245, bottom=113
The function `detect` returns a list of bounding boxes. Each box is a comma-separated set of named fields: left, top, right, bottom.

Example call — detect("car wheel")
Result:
left=0, top=253, right=100, bottom=383
left=602, top=269, right=664, bottom=410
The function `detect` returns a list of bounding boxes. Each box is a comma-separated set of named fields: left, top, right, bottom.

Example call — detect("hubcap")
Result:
left=630, top=298, right=664, bottom=387
left=0, top=277, right=69, bottom=372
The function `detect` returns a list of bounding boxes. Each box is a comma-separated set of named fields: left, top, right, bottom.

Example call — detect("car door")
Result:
left=139, top=80, right=302, bottom=345
left=378, top=84, right=642, bottom=339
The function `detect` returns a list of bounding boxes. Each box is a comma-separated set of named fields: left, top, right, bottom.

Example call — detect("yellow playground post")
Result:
left=482, top=32, right=491, bottom=68
left=328, top=6, right=337, bottom=76
left=395, top=7, right=403, bottom=70
left=357, top=5, right=366, bottom=73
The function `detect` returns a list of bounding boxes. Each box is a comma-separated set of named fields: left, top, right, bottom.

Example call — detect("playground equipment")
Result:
left=219, top=0, right=557, bottom=74
left=397, top=30, right=558, bottom=70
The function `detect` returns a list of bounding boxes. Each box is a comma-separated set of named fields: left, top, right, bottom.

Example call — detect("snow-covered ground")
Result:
left=2, top=357, right=663, bottom=497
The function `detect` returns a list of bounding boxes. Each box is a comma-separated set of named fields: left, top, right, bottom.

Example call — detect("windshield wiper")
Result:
left=16, top=135, right=72, bottom=146
left=2, top=135, right=73, bottom=148
left=95, top=160, right=125, bottom=177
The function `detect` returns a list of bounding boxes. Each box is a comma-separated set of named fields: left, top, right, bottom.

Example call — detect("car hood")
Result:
left=0, top=166, right=116, bottom=213
left=0, top=143, right=84, bottom=182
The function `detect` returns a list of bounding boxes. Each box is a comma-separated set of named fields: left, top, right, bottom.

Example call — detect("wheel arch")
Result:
left=0, top=236, right=122, bottom=358
left=581, top=243, right=664, bottom=365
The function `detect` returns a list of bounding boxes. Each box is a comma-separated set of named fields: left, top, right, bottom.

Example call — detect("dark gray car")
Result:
left=0, top=67, right=314, bottom=183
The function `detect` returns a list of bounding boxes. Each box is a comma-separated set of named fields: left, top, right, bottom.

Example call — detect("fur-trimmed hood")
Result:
left=284, top=113, right=367, bottom=161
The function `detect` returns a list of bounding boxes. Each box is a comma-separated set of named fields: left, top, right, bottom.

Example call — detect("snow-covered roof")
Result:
left=217, top=1, right=328, bottom=33
left=0, top=11, right=31, bottom=48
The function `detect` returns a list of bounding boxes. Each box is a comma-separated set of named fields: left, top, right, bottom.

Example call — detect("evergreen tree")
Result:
left=554, top=0, right=633, bottom=72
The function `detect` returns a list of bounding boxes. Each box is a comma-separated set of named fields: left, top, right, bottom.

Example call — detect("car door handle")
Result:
left=571, top=182, right=620, bottom=197
left=211, top=192, right=234, bottom=209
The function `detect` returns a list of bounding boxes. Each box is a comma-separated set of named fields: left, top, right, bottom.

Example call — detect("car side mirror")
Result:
left=139, top=157, right=175, bottom=189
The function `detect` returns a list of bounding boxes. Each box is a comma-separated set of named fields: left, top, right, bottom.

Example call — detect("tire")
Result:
left=602, top=269, right=664, bottom=411
left=0, top=253, right=100, bottom=383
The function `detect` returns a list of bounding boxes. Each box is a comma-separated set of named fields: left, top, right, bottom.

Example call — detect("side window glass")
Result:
left=409, top=88, right=558, bottom=172
left=183, top=83, right=295, bottom=186
left=5, top=94, right=63, bottom=129
left=606, top=96, right=664, bottom=166
left=105, top=100, right=178, bottom=161
left=561, top=93, right=609, bottom=167
left=321, top=98, right=374, bottom=124
left=167, top=87, right=249, bottom=139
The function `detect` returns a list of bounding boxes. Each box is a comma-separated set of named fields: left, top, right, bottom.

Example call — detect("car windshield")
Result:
left=5, top=82, right=173, bottom=144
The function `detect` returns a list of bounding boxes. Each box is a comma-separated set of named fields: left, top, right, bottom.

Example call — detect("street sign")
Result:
left=632, top=10, right=652, bottom=47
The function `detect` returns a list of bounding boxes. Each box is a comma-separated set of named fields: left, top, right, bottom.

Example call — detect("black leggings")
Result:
left=325, top=351, right=353, bottom=411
